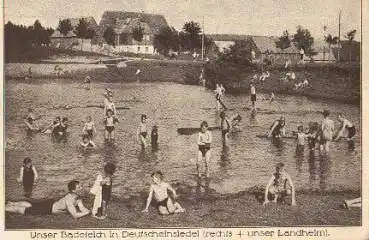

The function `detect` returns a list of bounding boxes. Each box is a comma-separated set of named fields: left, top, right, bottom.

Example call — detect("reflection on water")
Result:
left=5, top=82, right=361, bottom=200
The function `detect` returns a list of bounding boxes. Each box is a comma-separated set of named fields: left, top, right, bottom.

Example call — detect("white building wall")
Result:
left=214, top=40, right=235, bottom=52
left=114, top=45, right=155, bottom=54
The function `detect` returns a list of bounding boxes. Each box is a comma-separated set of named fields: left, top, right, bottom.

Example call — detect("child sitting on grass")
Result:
left=263, top=163, right=296, bottom=206
left=142, top=171, right=185, bottom=215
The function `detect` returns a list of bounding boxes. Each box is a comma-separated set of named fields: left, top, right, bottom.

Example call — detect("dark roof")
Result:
left=208, top=34, right=250, bottom=41
left=99, top=11, right=169, bottom=35
left=68, top=17, right=99, bottom=31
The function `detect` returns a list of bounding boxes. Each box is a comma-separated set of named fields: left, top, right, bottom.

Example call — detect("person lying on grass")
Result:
left=5, top=180, right=90, bottom=219
left=263, top=163, right=296, bottom=206
left=142, top=171, right=185, bottom=215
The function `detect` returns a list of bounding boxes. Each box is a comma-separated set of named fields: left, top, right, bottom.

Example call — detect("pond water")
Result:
left=5, top=81, right=361, bottom=200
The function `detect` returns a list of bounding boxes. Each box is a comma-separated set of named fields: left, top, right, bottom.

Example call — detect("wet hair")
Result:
left=56, top=116, right=61, bottom=121
left=276, top=163, right=285, bottom=171
left=220, top=111, right=226, bottom=118
left=323, top=110, right=330, bottom=117
left=23, top=157, right=32, bottom=165
left=141, top=114, right=147, bottom=121
left=200, top=121, right=208, bottom=128
left=298, top=125, right=304, bottom=132
left=151, top=171, right=164, bottom=180
left=68, top=180, right=80, bottom=192
left=104, top=162, right=116, bottom=176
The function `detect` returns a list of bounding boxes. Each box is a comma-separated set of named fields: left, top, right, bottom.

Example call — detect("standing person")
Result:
left=220, top=111, right=231, bottom=147
left=103, top=95, right=117, bottom=118
left=220, top=84, right=226, bottom=97
left=142, top=171, right=185, bottom=215
left=17, top=157, right=38, bottom=198
left=82, top=116, right=96, bottom=140
left=267, top=116, right=286, bottom=139
left=263, top=163, right=296, bottom=206
left=6, top=180, right=90, bottom=219
left=90, top=163, right=116, bottom=219
left=334, top=113, right=356, bottom=141
left=104, top=109, right=118, bottom=142
left=299, top=48, right=305, bottom=64
left=197, top=121, right=212, bottom=178
left=151, top=126, right=159, bottom=150
left=137, top=114, right=148, bottom=149
left=307, top=122, right=319, bottom=151
left=250, top=82, right=257, bottom=111
left=215, top=84, right=221, bottom=110
left=319, top=110, right=335, bottom=153
left=295, top=126, right=307, bottom=156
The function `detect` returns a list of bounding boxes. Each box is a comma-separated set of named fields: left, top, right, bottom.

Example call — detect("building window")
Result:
left=145, top=47, right=149, bottom=52
left=137, top=46, right=140, bottom=52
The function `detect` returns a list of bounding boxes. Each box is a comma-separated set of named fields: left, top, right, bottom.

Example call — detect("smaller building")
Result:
left=50, top=31, right=78, bottom=49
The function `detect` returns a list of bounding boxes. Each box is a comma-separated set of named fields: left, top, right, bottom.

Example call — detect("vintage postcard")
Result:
left=1, top=0, right=367, bottom=239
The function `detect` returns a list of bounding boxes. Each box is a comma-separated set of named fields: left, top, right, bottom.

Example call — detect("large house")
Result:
left=209, top=34, right=300, bottom=64
left=96, top=11, right=169, bottom=54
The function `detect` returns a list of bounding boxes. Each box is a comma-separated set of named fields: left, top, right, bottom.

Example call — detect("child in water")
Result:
left=263, top=163, right=296, bottom=206
left=82, top=116, right=96, bottom=140
left=295, top=125, right=307, bottom=155
left=17, top=157, right=38, bottom=198
left=91, top=162, right=116, bottom=219
left=103, top=95, right=117, bottom=117
left=307, top=122, right=319, bottom=151
left=137, top=114, right=148, bottom=149
left=197, top=121, right=212, bottom=178
left=220, top=111, right=231, bottom=146
left=104, top=109, right=118, bottom=142
left=142, top=171, right=185, bottom=215
left=80, top=135, right=96, bottom=148
left=151, top=125, right=159, bottom=150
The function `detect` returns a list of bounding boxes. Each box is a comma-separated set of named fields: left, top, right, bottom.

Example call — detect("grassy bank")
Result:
left=5, top=187, right=360, bottom=229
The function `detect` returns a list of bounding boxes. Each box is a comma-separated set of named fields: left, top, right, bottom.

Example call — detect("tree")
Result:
left=345, top=29, right=357, bottom=62
left=182, top=21, right=201, bottom=52
left=276, top=30, right=291, bottom=50
left=153, top=26, right=179, bottom=55
left=32, top=20, right=44, bottom=46
left=325, top=34, right=339, bottom=62
left=103, top=26, right=116, bottom=47
left=292, top=26, right=314, bottom=56
left=57, top=19, right=73, bottom=36
left=132, top=26, right=144, bottom=42
left=75, top=18, right=95, bottom=51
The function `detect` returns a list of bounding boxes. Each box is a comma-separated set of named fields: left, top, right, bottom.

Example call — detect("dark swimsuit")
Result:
left=101, top=178, right=112, bottom=202
left=106, top=126, right=114, bottom=133
left=346, top=125, right=356, bottom=139
left=86, top=129, right=93, bottom=138
left=199, top=143, right=211, bottom=157
left=271, top=120, right=285, bottom=138
left=23, top=166, right=35, bottom=196
left=24, top=199, right=56, bottom=215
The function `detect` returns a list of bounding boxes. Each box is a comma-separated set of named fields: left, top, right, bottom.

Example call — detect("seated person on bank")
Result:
left=5, top=180, right=90, bottom=219
left=263, top=163, right=296, bottom=206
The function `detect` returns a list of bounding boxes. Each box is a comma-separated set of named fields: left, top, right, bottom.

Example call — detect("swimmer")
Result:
left=90, top=163, right=116, bottom=219
left=104, top=109, right=118, bottom=142
left=267, top=116, right=286, bottom=139
left=103, top=95, right=117, bottom=117
left=250, top=82, right=257, bottom=111
left=263, top=163, right=296, bottom=206
left=307, top=122, right=319, bottom=151
left=80, top=135, right=96, bottom=148
left=142, top=171, right=185, bottom=215
left=334, top=113, right=356, bottom=141
left=137, top=114, right=148, bottom=149
left=220, top=111, right=231, bottom=146
left=319, top=110, right=335, bottom=153
left=24, top=116, right=40, bottom=132
left=82, top=116, right=96, bottom=139
left=197, top=121, right=212, bottom=178
left=17, top=157, right=38, bottom=198
left=230, top=113, right=242, bottom=132
left=294, top=125, right=307, bottom=155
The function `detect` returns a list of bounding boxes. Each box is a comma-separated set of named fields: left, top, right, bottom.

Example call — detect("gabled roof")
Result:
left=208, top=34, right=250, bottom=42
left=99, top=11, right=168, bottom=35
left=68, top=16, right=98, bottom=30
left=51, top=30, right=76, bottom=38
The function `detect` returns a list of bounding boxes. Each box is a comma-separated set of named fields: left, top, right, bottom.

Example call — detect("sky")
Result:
left=4, top=0, right=362, bottom=40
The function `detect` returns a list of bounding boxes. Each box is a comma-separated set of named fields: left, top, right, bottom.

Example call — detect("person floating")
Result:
left=90, top=163, right=116, bottom=219
left=197, top=121, right=212, bottom=178
left=142, top=171, right=185, bottom=215
left=267, top=116, right=286, bottom=139
left=334, top=113, right=356, bottom=141
left=104, top=109, right=118, bottom=143
left=319, top=110, right=335, bottom=153
left=17, top=157, right=38, bottom=198
left=137, top=114, right=148, bottom=149
left=5, top=180, right=90, bottom=219
left=263, top=163, right=296, bottom=206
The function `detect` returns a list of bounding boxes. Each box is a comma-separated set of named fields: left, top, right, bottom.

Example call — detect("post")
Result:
left=338, top=10, right=341, bottom=62
left=201, top=16, right=205, bottom=61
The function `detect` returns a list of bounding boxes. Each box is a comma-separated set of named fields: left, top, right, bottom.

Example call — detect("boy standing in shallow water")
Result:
left=263, top=163, right=296, bottom=206
left=197, top=121, right=212, bottom=178
left=142, top=171, right=185, bottom=215
left=137, top=114, right=148, bottom=149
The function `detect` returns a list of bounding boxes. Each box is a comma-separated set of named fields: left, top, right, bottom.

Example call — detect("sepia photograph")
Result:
left=2, top=0, right=364, bottom=236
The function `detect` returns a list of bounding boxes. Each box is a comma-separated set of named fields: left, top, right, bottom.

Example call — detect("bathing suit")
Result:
left=251, top=94, right=256, bottom=102
left=105, top=126, right=114, bottom=133
left=346, top=125, right=356, bottom=139
left=23, top=166, right=35, bottom=194
left=156, top=198, right=168, bottom=208
left=151, top=130, right=158, bottom=148
left=198, top=144, right=211, bottom=157
left=215, top=93, right=221, bottom=101
left=24, top=199, right=56, bottom=216
left=271, top=172, right=288, bottom=195
left=86, top=129, right=93, bottom=138
left=101, top=178, right=112, bottom=202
